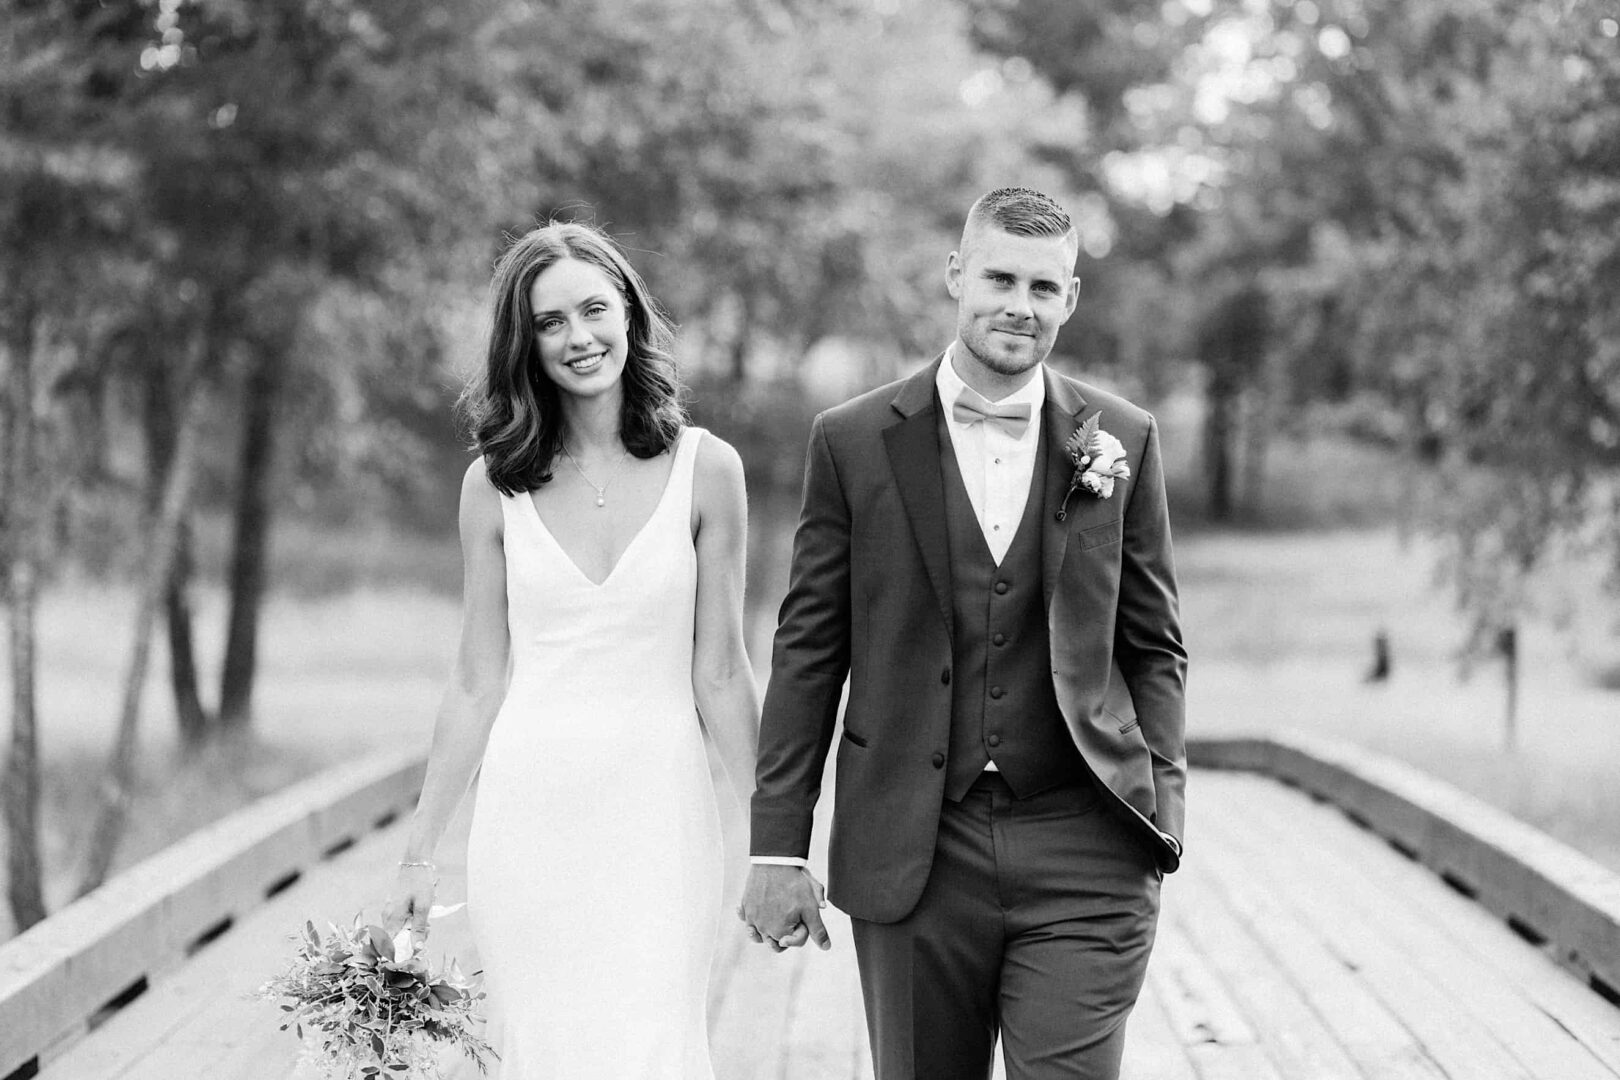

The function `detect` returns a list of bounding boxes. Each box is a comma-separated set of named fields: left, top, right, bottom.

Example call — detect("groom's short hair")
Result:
left=960, top=187, right=1078, bottom=262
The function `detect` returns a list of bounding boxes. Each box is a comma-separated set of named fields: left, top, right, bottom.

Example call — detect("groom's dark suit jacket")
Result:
left=752, top=357, right=1187, bottom=924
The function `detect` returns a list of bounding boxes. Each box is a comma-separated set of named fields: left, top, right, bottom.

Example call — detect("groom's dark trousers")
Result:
left=752, top=358, right=1186, bottom=1080
left=853, top=774, right=1158, bottom=1078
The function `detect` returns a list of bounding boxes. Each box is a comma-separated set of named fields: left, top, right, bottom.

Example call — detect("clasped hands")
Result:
left=737, top=864, right=832, bottom=953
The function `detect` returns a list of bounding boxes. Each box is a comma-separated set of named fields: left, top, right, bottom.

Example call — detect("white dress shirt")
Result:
left=935, top=347, right=1045, bottom=565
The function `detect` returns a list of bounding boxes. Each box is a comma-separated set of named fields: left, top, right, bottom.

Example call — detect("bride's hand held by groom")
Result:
left=739, top=864, right=831, bottom=953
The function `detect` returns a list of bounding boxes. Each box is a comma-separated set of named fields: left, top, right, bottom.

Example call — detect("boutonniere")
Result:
left=1055, top=412, right=1130, bottom=522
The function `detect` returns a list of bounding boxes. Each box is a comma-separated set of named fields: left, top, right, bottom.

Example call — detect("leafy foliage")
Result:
left=258, top=915, right=495, bottom=1079
left=967, top=0, right=1620, bottom=657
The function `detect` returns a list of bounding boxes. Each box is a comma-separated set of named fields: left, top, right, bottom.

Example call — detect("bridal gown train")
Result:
left=465, top=427, right=722, bottom=1079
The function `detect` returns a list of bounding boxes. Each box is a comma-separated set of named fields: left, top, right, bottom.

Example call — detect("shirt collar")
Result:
left=936, top=344, right=1047, bottom=420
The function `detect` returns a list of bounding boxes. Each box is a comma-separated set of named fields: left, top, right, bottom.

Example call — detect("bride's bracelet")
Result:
left=399, top=859, right=436, bottom=871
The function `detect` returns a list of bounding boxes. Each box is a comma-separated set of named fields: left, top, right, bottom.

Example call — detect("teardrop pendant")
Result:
left=595, top=494, right=606, bottom=508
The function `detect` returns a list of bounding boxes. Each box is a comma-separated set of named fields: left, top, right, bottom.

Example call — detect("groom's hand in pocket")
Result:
left=739, top=865, right=831, bottom=953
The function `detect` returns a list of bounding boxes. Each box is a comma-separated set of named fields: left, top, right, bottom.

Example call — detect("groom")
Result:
left=741, top=187, right=1187, bottom=1079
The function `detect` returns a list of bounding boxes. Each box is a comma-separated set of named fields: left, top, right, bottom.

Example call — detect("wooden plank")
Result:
left=1149, top=915, right=1258, bottom=1053
left=1208, top=773, right=1620, bottom=1080
left=1190, top=734, right=1620, bottom=1002
left=1166, top=870, right=1364, bottom=1080
left=1119, top=977, right=1198, bottom=1080
left=1178, top=788, right=1451, bottom=1080
left=45, top=790, right=474, bottom=1080
left=44, top=745, right=1620, bottom=1080
left=47, top=744, right=875, bottom=1080
left=1198, top=777, right=1540, bottom=1080
left=1, top=749, right=423, bottom=1080
left=1148, top=916, right=1282, bottom=1080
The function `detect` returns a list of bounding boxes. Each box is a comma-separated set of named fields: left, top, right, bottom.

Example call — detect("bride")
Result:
left=383, top=221, right=759, bottom=1078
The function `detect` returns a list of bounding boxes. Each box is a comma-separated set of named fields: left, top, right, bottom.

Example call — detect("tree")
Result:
left=0, top=0, right=537, bottom=906
left=81, top=0, right=525, bottom=733
left=1195, top=283, right=1269, bottom=521
left=1, top=0, right=147, bottom=932
left=968, top=0, right=1620, bottom=721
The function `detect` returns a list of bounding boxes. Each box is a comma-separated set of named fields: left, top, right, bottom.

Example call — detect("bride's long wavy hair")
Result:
left=459, top=221, right=685, bottom=496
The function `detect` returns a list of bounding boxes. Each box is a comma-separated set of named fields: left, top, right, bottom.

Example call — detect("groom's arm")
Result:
left=751, top=413, right=854, bottom=860
left=1115, top=414, right=1189, bottom=852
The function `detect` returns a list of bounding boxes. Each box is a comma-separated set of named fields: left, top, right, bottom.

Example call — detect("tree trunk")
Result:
left=167, top=517, right=209, bottom=750
left=1499, top=623, right=1519, bottom=752
left=1203, top=372, right=1235, bottom=522
left=76, top=368, right=209, bottom=897
left=2, top=315, right=49, bottom=932
left=1240, top=384, right=1270, bottom=518
left=218, top=349, right=280, bottom=728
left=144, top=366, right=210, bottom=746
left=3, top=559, right=46, bottom=931
left=728, top=294, right=752, bottom=384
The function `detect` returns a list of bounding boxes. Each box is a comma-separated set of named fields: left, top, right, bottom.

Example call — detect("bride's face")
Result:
left=528, top=257, right=631, bottom=401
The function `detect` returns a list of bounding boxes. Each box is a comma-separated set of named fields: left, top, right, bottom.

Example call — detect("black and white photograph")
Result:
left=4, top=1, right=1620, bottom=1077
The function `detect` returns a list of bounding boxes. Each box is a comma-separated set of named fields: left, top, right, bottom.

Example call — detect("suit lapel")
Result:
left=1041, top=369, right=1089, bottom=608
left=883, top=358, right=954, bottom=639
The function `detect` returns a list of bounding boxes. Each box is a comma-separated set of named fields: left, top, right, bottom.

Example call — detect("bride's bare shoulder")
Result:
left=690, top=432, right=747, bottom=534
left=693, top=431, right=745, bottom=493
left=459, top=455, right=505, bottom=536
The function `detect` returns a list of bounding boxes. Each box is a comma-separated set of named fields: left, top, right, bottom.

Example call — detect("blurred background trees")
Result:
left=4, top=0, right=1618, bottom=933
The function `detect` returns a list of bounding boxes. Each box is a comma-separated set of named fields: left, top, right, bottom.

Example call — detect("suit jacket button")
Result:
left=987, top=734, right=1001, bottom=747
left=931, top=752, right=945, bottom=769
left=989, top=685, right=1004, bottom=699
left=992, top=632, right=1007, bottom=646
left=994, top=581, right=1009, bottom=595
left=941, top=667, right=952, bottom=685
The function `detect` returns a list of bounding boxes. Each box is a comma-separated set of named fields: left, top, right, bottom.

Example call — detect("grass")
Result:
left=0, top=576, right=460, bottom=940
left=1180, top=528, right=1620, bottom=871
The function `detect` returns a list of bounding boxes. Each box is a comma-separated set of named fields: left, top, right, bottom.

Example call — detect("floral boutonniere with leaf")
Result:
left=1056, top=412, right=1130, bottom=522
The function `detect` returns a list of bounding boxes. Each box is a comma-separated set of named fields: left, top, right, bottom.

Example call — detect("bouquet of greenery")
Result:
left=259, top=911, right=497, bottom=1079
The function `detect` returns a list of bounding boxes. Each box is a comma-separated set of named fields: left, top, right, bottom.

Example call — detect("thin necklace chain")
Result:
left=560, top=443, right=630, bottom=508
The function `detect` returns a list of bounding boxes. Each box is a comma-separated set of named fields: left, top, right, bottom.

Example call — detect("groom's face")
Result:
left=946, top=225, right=1080, bottom=389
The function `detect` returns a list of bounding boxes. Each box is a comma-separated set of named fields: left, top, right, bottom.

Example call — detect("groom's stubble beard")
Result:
left=961, top=334, right=1048, bottom=378
left=954, top=321, right=1053, bottom=393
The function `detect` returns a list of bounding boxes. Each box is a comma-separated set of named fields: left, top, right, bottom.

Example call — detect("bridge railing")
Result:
left=7, top=734, right=1620, bottom=1080
left=0, top=748, right=425, bottom=1080
left=1190, top=734, right=1620, bottom=1008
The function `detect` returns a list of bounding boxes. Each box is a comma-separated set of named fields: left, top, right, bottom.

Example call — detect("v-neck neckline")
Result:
left=523, top=434, right=685, bottom=588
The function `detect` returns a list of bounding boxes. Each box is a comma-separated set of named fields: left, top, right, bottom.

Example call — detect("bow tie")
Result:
left=952, top=389, right=1032, bottom=438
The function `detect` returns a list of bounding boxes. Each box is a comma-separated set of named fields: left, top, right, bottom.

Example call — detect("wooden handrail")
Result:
left=1189, top=734, right=1620, bottom=1007
left=8, top=734, right=1618, bottom=1078
left=0, top=747, right=425, bottom=1080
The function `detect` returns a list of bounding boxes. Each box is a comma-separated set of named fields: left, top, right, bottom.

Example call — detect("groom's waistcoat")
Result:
left=938, top=408, right=1087, bottom=802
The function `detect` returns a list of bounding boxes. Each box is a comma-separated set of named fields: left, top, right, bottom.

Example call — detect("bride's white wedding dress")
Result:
left=465, top=427, right=722, bottom=1079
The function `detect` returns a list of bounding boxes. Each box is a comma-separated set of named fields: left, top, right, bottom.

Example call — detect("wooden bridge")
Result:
left=5, top=735, right=1620, bottom=1080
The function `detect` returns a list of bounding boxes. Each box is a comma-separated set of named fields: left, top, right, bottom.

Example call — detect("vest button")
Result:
left=932, top=752, right=945, bottom=769
left=989, top=685, right=1004, bottom=699
left=941, top=667, right=952, bottom=685
left=987, top=734, right=1001, bottom=747
left=994, top=581, right=1009, bottom=595
left=992, top=633, right=1007, bottom=646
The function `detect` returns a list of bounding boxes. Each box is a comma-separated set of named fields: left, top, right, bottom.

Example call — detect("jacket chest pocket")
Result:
left=1076, top=518, right=1122, bottom=552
